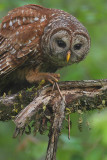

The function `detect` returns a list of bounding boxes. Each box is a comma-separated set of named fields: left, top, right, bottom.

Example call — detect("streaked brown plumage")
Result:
left=0, top=4, right=90, bottom=94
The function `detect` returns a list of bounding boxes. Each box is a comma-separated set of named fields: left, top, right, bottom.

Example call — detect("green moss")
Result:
left=2, top=92, right=6, bottom=99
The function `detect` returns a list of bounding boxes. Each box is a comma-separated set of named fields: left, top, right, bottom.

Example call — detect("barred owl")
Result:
left=0, top=4, right=90, bottom=94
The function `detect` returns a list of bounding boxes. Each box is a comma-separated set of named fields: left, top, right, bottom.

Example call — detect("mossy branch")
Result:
left=0, top=79, right=107, bottom=122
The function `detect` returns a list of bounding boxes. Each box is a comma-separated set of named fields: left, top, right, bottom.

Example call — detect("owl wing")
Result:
left=0, top=4, right=48, bottom=77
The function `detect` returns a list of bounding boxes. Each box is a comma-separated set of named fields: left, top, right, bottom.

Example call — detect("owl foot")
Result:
left=26, top=71, right=60, bottom=84
left=45, top=73, right=60, bottom=84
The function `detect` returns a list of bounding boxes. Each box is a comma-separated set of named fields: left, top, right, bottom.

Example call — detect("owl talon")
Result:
left=46, top=73, right=60, bottom=84
left=48, top=79, right=54, bottom=84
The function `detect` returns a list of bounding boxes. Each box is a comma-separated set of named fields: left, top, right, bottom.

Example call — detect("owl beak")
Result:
left=66, top=51, right=71, bottom=62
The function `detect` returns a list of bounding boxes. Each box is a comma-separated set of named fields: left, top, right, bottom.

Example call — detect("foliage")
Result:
left=0, top=0, right=107, bottom=160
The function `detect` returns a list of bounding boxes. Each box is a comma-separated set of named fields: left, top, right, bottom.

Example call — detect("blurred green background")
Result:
left=0, top=0, right=107, bottom=160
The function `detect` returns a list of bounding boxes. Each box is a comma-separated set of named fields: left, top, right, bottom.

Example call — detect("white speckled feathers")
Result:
left=0, top=5, right=48, bottom=76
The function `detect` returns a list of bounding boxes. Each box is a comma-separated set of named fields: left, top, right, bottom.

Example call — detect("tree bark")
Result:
left=0, top=79, right=107, bottom=122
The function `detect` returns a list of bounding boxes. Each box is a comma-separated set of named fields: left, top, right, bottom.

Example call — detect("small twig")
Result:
left=55, top=82, right=64, bottom=99
left=52, top=83, right=55, bottom=92
left=52, top=82, right=64, bottom=99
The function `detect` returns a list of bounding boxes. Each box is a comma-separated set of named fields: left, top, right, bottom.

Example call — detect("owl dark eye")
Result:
left=56, top=39, right=66, bottom=48
left=74, top=43, right=82, bottom=50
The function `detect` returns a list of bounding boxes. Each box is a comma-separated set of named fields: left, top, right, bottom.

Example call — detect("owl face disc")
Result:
left=43, top=28, right=90, bottom=66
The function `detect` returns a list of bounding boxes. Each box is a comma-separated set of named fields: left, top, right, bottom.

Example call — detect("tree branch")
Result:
left=0, top=79, right=107, bottom=122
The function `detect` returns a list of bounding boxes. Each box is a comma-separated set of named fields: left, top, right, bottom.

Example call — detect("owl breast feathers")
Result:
left=0, top=4, right=90, bottom=93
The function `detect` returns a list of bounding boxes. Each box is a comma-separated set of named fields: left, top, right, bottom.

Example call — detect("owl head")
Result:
left=42, top=12, right=90, bottom=67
